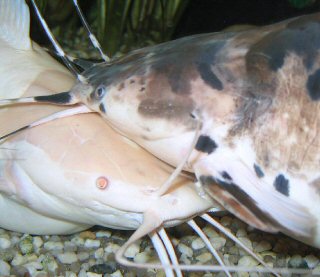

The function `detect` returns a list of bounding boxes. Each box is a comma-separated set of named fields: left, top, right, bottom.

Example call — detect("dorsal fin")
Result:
left=0, top=0, right=31, bottom=50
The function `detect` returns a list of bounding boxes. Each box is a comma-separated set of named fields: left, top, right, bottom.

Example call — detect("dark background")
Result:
left=28, top=0, right=320, bottom=57
left=174, top=0, right=320, bottom=37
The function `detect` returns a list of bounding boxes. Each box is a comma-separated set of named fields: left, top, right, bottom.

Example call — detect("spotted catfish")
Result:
left=74, top=13, right=320, bottom=247
left=1, top=7, right=320, bottom=248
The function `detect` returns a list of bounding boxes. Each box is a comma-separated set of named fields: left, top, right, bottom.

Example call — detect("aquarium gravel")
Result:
left=1, top=215, right=320, bottom=276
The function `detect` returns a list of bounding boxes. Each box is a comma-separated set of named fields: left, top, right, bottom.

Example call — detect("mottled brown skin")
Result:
left=79, top=13, right=320, bottom=173
left=71, top=13, right=320, bottom=247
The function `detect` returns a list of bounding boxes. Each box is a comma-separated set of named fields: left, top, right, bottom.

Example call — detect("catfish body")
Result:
left=71, top=13, right=320, bottom=247
left=0, top=0, right=213, bottom=235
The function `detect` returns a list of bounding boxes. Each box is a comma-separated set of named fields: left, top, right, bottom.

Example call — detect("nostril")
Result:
left=96, top=176, right=109, bottom=190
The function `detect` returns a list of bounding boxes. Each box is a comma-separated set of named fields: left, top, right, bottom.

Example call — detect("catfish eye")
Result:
left=94, top=85, right=106, bottom=100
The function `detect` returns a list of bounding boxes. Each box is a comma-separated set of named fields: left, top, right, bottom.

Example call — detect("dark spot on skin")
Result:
left=139, top=87, right=145, bottom=92
left=99, top=103, right=106, bottom=113
left=310, top=177, right=320, bottom=196
left=221, top=171, right=232, bottom=181
left=273, top=174, right=289, bottom=196
left=149, top=38, right=226, bottom=95
left=118, top=82, right=125, bottom=91
left=197, top=62, right=223, bottom=90
left=247, top=16, right=320, bottom=72
left=34, top=92, right=72, bottom=104
left=130, top=79, right=135, bottom=84
left=84, top=32, right=229, bottom=97
left=307, top=68, right=320, bottom=101
left=195, top=135, right=218, bottom=154
left=138, top=97, right=194, bottom=122
left=254, top=163, right=265, bottom=178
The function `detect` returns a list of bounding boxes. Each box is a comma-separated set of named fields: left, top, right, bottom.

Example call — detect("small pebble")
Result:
left=88, top=262, right=118, bottom=274
left=179, top=253, right=191, bottom=265
left=196, top=252, right=212, bottom=263
left=0, top=248, right=14, bottom=262
left=77, top=251, right=90, bottom=261
left=10, top=235, right=20, bottom=245
left=305, top=254, right=319, bottom=269
left=288, top=254, right=308, bottom=269
left=191, top=237, right=205, bottom=250
left=78, top=269, right=87, bottom=277
left=203, top=226, right=220, bottom=238
left=210, top=237, right=226, bottom=250
left=238, top=237, right=253, bottom=251
left=229, top=245, right=240, bottom=255
left=0, top=260, right=10, bottom=276
left=41, top=255, right=58, bottom=272
left=23, top=261, right=43, bottom=275
left=80, top=262, right=90, bottom=271
left=236, top=229, right=247, bottom=237
left=178, top=243, right=193, bottom=258
left=71, top=236, right=85, bottom=247
left=19, top=236, right=33, bottom=254
left=11, top=253, right=27, bottom=266
left=65, top=272, right=77, bottom=277
left=124, top=242, right=140, bottom=258
left=87, top=273, right=103, bottom=277
left=33, top=237, right=43, bottom=250
left=134, top=251, right=150, bottom=263
left=35, top=271, right=49, bottom=277
left=57, top=252, right=78, bottom=264
left=64, top=241, right=77, bottom=252
left=79, top=231, right=96, bottom=240
left=104, top=243, right=120, bottom=254
left=0, top=234, right=9, bottom=239
left=171, top=238, right=179, bottom=246
left=110, top=270, right=123, bottom=277
left=238, top=255, right=259, bottom=267
left=313, top=264, right=320, bottom=274
left=155, top=270, right=166, bottom=277
left=49, top=235, right=61, bottom=242
left=254, top=241, right=272, bottom=253
left=220, top=216, right=233, bottom=227
left=94, top=248, right=104, bottom=259
left=84, top=239, right=101, bottom=248
left=96, top=231, right=111, bottom=238
left=0, top=237, right=11, bottom=249
left=70, top=261, right=81, bottom=272
left=26, top=254, right=38, bottom=263
left=44, top=241, right=64, bottom=251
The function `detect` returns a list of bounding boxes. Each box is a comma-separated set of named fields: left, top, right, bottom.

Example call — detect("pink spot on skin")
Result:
left=96, top=176, right=109, bottom=190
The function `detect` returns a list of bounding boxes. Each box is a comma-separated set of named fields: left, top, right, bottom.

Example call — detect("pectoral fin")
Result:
left=196, top=158, right=315, bottom=240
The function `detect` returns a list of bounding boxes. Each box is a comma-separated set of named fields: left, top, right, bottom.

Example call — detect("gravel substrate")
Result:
left=1, top=214, right=320, bottom=276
